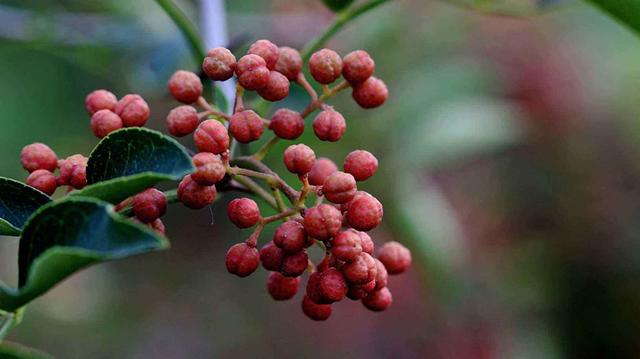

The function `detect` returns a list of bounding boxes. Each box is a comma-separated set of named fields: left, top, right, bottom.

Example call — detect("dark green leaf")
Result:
left=72, top=128, right=194, bottom=204
left=0, top=177, right=51, bottom=236
left=0, top=342, right=52, bottom=359
left=322, top=0, right=355, bottom=12
left=584, top=0, right=640, bottom=35
left=0, top=197, right=168, bottom=312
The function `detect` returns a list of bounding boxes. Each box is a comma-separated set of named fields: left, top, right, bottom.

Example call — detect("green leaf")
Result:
left=0, top=197, right=168, bottom=312
left=322, top=0, right=355, bottom=12
left=214, top=84, right=230, bottom=114
left=584, top=0, right=640, bottom=35
left=0, top=342, right=52, bottom=359
left=442, top=0, right=566, bottom=16
left=0, top=177, right=51, bottom=236
left=72, top=128, right=194, bottom=204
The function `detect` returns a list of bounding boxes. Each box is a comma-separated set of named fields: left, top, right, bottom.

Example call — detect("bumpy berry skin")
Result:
left=21, top=143, right=58, bottom=173
left=373, top=258, right=388, bottom=290
left=342, top=50, right=375, bottom=84
left=194, top=120, right=230, bottom=154
left=318, top=268, right=348, bottom=303
left=91, top=109, right=123, bottom=138
left=229, top=110, right=265, bottom=143
left=202, top=47, right=237, bottom=81
left=269, top=109, right=304, bottom=140
left=322, top=171, right=357, bottom=204
left=133, top=188, right=167, bottom=223
left=352, top=77, right=388, bottom=109
left=148, top=218, right=166, bottom=234
left=275, top=47, right=302, bottom=81
left=362, top=287, right=392, bottom=311
left=355, top=230, right=375, bottom=255
left=257, top=71, right=290, bottom=102
left=168, top=70, right=203, bottom=104
left=236, top=54, right=270, bottom=90
left=347, top=279, right=376, bottom=300
left=248, top=39, right=279, bottom=70
left=312, top=109, right=346, bottom=142
left=342, top=252, right=377, bottom=284
left=273, top=220, right=307, bottom=254
left=303, top=204, right=342, bottom=240
left=58, top=154, right=87, bottom=189
left=377, top=241, right=412, bottom=274
left=308, top=158, right=337, bottom=186
left=267, top=272, right=300, bottom=301
left=345, top=193, right=383, bottom=231
left=225, top=243, right=260, bottom=278
left=309, top=49, right=343, bottom=84
left=331, top=230, right=362, bottom=262
left=115, top=94, right=150, bottom=127
left=191, top=152, right=225, bottom=186
left=260, top=241, right=285, bottom=271
left=283, top=144, right=316, bottom=176
left=302, top=295, right=332, bottom=321
left=167, top=105, right=199, bottom=137
left=344, top=150, right=378, bottom=181
left=26, top=169, right=57, bottom=195
left=177, top=175, right=217, bottom=209
left=227, top=198, right=260, bottom=228
left=281, top=250, right=309, bottom=277
left=85, top=89, right=117, bottom=115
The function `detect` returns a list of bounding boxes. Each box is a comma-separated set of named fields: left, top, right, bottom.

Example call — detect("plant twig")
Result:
left=154, top=0, right=206, bottom=64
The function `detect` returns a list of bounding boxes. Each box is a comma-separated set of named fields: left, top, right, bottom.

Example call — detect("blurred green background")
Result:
left=2, top=0, right=640, bottom=357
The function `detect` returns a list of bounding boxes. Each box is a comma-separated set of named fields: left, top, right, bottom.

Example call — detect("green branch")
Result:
left=154, top=0, right=206, bottom=65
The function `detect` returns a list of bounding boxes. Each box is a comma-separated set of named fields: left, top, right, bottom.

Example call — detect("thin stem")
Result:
left=232, top=175, right=278, bottom=209
left=261, top=207, right=300, bottom=224
left=300, top=80, right=351, bottom=118
left=231, top=157, right=299, bottom=204
left=234, top=84, right=245, bottom=113
left=154, top=0, right=206, bottom=64
left=272, top=187, right=288, bottom=213
left=296, top=72, right=318, bottom=101
left=300, top=0, right=391, bottom=61
left=252, top=135, right=281, bottom=161
left=295, top=176, right=311, bottom=208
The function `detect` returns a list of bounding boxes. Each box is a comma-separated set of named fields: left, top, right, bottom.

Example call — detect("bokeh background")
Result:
left=1, top=0, right=640, bottom=358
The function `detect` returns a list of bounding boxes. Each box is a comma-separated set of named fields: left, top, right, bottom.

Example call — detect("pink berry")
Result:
left=260, top=241, right=285, bottom=271
left=58, top=154, right=88, bottom=189
left=177, top=175, right=217, bottom=209
left=248, top=39, right=279, bottom=70
left=308, top=158, right=337, bottom=186
left=322, top=171, right=357, bottom=204
left=362, top=287, right=392, bottom=311
left=26, top=169, right=57, bottom=195
left=347, top=280, right=376, bottom=300
left=273, top=220, right=307, bottom=254
left=269, top=109, right=304, bottom=140
left=309, top=49, right=342, bottom=84
left=227, top=198, right=260, bottom=228
left=281, top=250, right=309, bottom=277
left=303, top=204, right=342, bottom=240
left=377, top=241, right=412, bottom=275
left=352, top=77, right=388, bottom=109
left=194, top=120, right=230, bottom=154
left=342, top=50, right=375, bottom=84
left=312, top=109, right=346, bottom=142
left=331, top=230, right=362, bottom=262
left=267, top=272, right=300, bottom=301
left=85, top=89, right=117, bottom=115
left=133, top=188, right=167, bottom=223
left=202, top=47, right=237, bottom=81
left=91, top=109, right=123, bottom=139
left=225, top=243, right=259, bottom=277
left=257, top=71, right=290, bottom=102
left=373, top=258, right=388, bottom=290
left=342, top=252, right=377, bottom=284
left=302, top=295, right=331, bottom=321
left=283, top=144, right=316, bottom=176
left=345, top=192, right=383, bottom=231
left=21, top=143, right=58, bottom=173
left=168, top=70, right=203, bottom=104
left=115, top=94, right=150, bottom=127
left=148, top=218, right=166, bottom=235
left=319, top=268, right=348, bottom=303
left=343, top=150, right=378, bottom=181
left=167, top=105, right=199, bottom=137
left=236, top=54, right=270, bottom=90
left=354, top=230, right=374, bottom=254
left=275, top=47, right=302, bottom=81
left=229, top=110, right=264, bottom=143
left=191, top=152, right=225, bottom=185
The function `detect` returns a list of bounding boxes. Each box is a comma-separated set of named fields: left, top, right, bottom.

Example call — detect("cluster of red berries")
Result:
left=19, top=38, right=410, bottom=321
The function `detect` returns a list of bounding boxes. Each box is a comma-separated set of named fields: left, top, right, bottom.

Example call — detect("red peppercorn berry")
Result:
left=191, top=152, right=225, bottom=186
left=21, top=143, right=58, bottom=173
left=269, top=108, right=304, bottom=140
left=275, top=47, right=302, bottom=81
left=267, top=272, right=300, bottom=301
left=312, top=109, right=346, bottom=142
left=342, top=50, right=375, bottom=84
left=91, top=109, right=123, bottom=139
left=248, top=39, right=279, bottom=70
left=307, top=158, right=337, bottom=186
left=229, top=110, right=265, bottom=143
left=194, top=119, right=230, bottom=154
left=257, top=71, right=290, bottom=102
left=344, top=149, right=378, bottom=181
left=177, top=175, right=217, bottom=209
left=352, top=76, right=388, bottom=109
left=225, top=242, right=260, bottom=278
left=227, top=198, right=260, bottom=228
left=260, top=241, right=285, bottom=271
left=168, top=70, right=203, bottom=104
left=85, top=89, right=117, bottom=115
left=236, top=54, right=270, bottom=90
left=273, top=220, right=307, bottom=254
left=26, top=169, right=57, bottom=195
left=115, top=94, right=150, bottom=127
left=302, top=295, right=332, bottom=321
left=202, top=47, right=237, bottom=81
left=58, top=154, right=88, bottom=189
left=167, top=105, right=199, bottom=137
left=345, top=192, right=383, bottom=231
left=331, top=230, right=362, bottom=262
left=303, top=204, right=342, bottom=240
left=377, top=241, right=412, bottom=275
left=322, top=171, right=357, bottom=204
left=283, top=144, right=316, bottom=176
left=309, top=48, right=342, bottom=84
left=133, top=188, right=167, bottom=223
left=362, top=287, right=392, bottom=312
